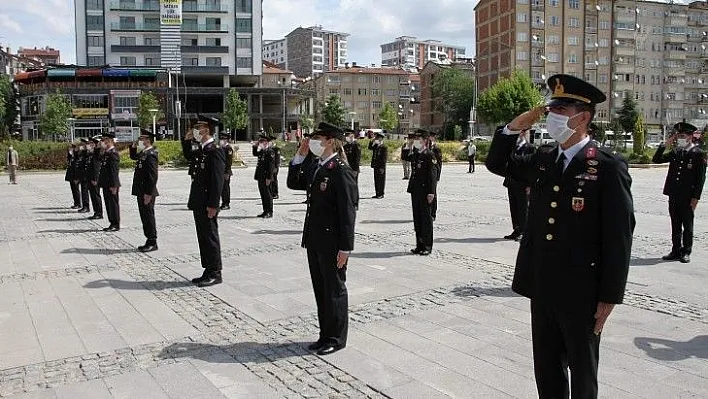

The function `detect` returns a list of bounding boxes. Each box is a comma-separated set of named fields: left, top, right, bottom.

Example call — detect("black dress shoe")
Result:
left=301, top=200, right=308, bottom=204
left=662, top=252, right=681, bottom=261
left=71, top=205, right=81, bottom=209
left=139, top=244, right=158, bottom=253
left=257, top=212, right=266, bottom=217
left=88, top=215, right=103, bottom=220
left=410, top=248, right=422, bottom=254
left=106, top=226, right=120, bottom=232
left=419, top=250, right=431, bottom=256
left=680, top=254, right=691, bottom=263
left=263, top=213, right=273, bottom=218
left=317, top=345, right=342, bottom=356
left=191, top=270, right=210, bottom=284
left=220, top=205, right=230, bottom=210
left=504, top=233, right=520, bottom=240
left=102, top=226, right=113, bottom=232
left=78, top=208, right=90, bottom=213
left=402, top=177, right=409, bottom=180
left=196, top=272, right=222, bottom=287
left=307, top=341, right=325, bottom=351
left=272, top=195, right=279, bottom=199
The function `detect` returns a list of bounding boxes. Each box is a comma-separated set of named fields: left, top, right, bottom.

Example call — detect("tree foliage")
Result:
left=222, top=89, right=249, bottom=133
left=322, top=95, right=346, bottom=127
left=378, top=102, right=398, bottom=131
left=299, top=115, right=314, bottom=134
left=0, top=75, right=19, bottom=136
left=39, top=90, right=72, bottom=138
left=477, top=70, right=543, bottom=125
left=431, top=67, right=475, bottom=138
left=136, top=92, right=164, bottom=130
left=617, top=96, right=639, bottom=134
left=632, top=114, right=646, bottom=155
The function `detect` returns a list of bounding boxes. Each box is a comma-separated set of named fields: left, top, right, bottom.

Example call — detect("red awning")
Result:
left=76, top=69, right=102, bottom=77
left=27, top=70, right=47, bottom=79
left=14, top=72, right=30, bottom=81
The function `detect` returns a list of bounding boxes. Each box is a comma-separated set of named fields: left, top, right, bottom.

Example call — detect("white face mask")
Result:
left=676, top=138, right=689, bottom=148
left=257, top=142, right=265, bottom=151
left=69, top=149, right=74, bottom=155
left=309, top=140, right=325, bottom=157
left=345, top=136, right=354, bottom=143
left=220, top=140, right=227, bottom=147
left=100, top=142, right=107, bottom=149
left=374, top=140, right=381, bottom=145
left=79, top=145, right=85, bottom=151
left=546, top=112, right=580, bottom=145
left=193, top=129, right=202, bottom=142
left=87, top=144, right=94, bottom=151
left=137, top=141, right=146, bottom=151
left=413, top=139, right=423, bottom=150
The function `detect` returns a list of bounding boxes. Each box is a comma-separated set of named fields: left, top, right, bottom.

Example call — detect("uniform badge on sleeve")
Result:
left=320, top=177, right=330, bottom=191
left=326, top=160, right=335, bottom=170
left=572, top=197, right=585, bottom=212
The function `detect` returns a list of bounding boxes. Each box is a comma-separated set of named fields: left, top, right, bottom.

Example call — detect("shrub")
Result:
left=1, top=140, right=72, bottom=170
left=118, top=140, right=188, bottom=169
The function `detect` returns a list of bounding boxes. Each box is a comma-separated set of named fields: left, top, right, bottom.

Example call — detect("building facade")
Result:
left=0, top=48, right=44, bottom=76
left=262, top=38, right=287, bottom=67
left=381, top=36, right=467, bottom=69
left=302, top=65, right=419, bottom=136
left=419, top=60, right=476, bottom=134
left=262, top=26, right=348, bottom=78
left=475, top=0, right=708, bottom=134
left=17, top=47, right=61, bottom=65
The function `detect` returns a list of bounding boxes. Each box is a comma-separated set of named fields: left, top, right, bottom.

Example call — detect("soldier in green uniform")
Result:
left=129, top=129, right=159, bottom=252
left=219, top=131, right=234, bottom=210
left=486, top=74, right=635, bottom=398
left=652, top=122, right=707, bottom=263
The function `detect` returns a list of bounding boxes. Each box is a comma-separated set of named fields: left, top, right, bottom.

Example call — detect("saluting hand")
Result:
left=593, top=302, right=615, bottom=335
left=508, top=106, right=546, bottom=131
left=666, top=134, right=677, bottom=146
left=691, top=198, right=699, bottom=210
left=427, top=194, right=435, bottom=204
left=297, top=138, right=310, bottom=156
left=207, top=207, right=218, bottom=219
left=91, top=180, right=97, bottom=186
left=109, top=187, right=118, bottom=195
left=185, top=131, right=194, bottom=140
left=336, top=251, right=349, bottom=268
left=143, top=194, right=152, bottom=205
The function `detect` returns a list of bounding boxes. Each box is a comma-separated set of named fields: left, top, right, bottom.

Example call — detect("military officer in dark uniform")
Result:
left=270, top=141, right=282, bottom=200
left=87, top=136, right=103, bottom=220
left=77, top=138, right=92, bottom=213
left=429, top=134, right=443, bottom=220
left=129, top=129, right=159, bottom=252
left=402, top=129, right=439, bottom=256
left=98, top=132, right=121, bottom=232
left=368, top=132, right=387, bottom=198
left=65, top=143, right=81, bottom=209
left=219, top=131, right=234, bottom=210
left=503, top=129, right=535, bottom=241
left=652, top=122, right=707, bottom=263
left=486, top=74, right=635, bottom=398
left=287, top=122, right=358, bottom=356
left=252, top=134, right=276, bottom=218
left=343, top=128, right=361, bottom=178
left=187, top=116, right=226, bottom=287
left=182, top=120, right=203, bottom=182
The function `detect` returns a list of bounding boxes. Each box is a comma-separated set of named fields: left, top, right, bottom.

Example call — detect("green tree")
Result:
left=137, top=92, right=164, bottom=129
left=617, top=96, right=639, bottom=135
left=378, top=102, right=398, bottom=131
left=0, top=75, right=19, bottom=136
left=299, top=115, right=315, bottom=134
left=39, top=90, right=72, bottom=138
left=477, top=70, right=543, bottom=125
left=431, top=67, right=475, bottom=139
left=632, top=114, right=646, bottom=155
left=453, top=125, right=463, bottom=140
left=322, top=95, right=346, bottom=127
left=222, top=89, right=249, bottom=134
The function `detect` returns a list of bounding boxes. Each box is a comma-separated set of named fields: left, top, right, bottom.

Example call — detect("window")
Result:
left=568, top=54, right=578, bottom=63
left=205, top=17, right=222, bottom=30
left=599, top=20, right=610, bottom=30
left=236, top=38, right=251, bottom=48
left=517, top=51, right=529, bottom=60
left=206, top=57, right=222, bottom=66
left=87, top=15, right=103, bottom=30
left=547, top=53, right=560, bottom=62
left=87, top=36, right=104, bottom=47
left=88, top=56, right=105, bottom=66
left=181, top=57, right=198, bottom=66
left=551, top=16, right=560, bottom=26
left=120, top=36, right=137, bottom=46
left=206, top=38, right=222, bottom=46
left=569, top=17, right=579, bottom=28
left=547, top=35, right=560, bottom=44
left=372, top=101, right=382, bottom=109
left=145, top=57, right=159, bottom=66
left=236, top=18, right=252, bottom=33
left=358, top=76, right=368, bottom=83
left=549, top=0, right=558, bottom=6
left=568, top=0, right=579, bottom=8
left=358, top=88, right=367, bottom=95
left=385, top=89, right=396, bottom=96
left=236, top=56, right=252, bottom=68
left=329, top=88, right=340, bottom=95
left=599, top=74, right=608, bottom=83
left=599, top=38, right=609, bottom=47
left=120, top=56, right=137, bottom=66
left=144, top=17, right=159, bottom=29
left=567, top=36, right=579, bottom=45
left=371, top=88, right=380, bottom=96
left=358, top=101, right=367, bottom=108
left=144, top=37, right=159, bottom=45
left=343, top=88, right=352, bottom=95
left=119, top=16, right=135, bottom=29
left=87, top=0, right=103, bottom=10
left=517, top=32, right=528, bottom=42
left=517, top=12, right=527, bottom=23
left=235, top=0, right=252, bottom=12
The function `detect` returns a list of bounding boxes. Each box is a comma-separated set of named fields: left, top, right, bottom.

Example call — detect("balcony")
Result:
left=532, top=22, right=545, bottom=29
left=110, top=23, right=159, bottom=32
left=614, top=63, right=634, bottom=74
left=531, top=40, right=544, bottom=48
left=613, top=80, right=634, bottom=91
left=181, top=45, right=230, bottom=54
left=109, top=1, right=159, bottom=11
left=615, top=47, right=635, bottom=57
left=585, top=62, right=598, bottom=70
left=182, top=3, right=228, bottom=13
left=531, top=3, right=544, bottom=11
left=585, top=26, right=597, bottom=34
left=111, top=45, right=160, bottom=53
left=181, top=24, right=229, bottom=33
left=614, top=28, right=636, bottom=40
left=181, top=65, right=229, bottom=75
left=666, top=50, right=687, bottom=60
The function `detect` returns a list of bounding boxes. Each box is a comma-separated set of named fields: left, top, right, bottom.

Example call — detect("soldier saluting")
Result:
left=130, top=129, right=159, bottom=252
left=87, top=136, right=103, bottom=220
left=652, top=122, right=707, bottom=263
left=368, top=132, right=387, bottom=199
left=98, top=132, right=121, bottom=232
left=486, top=74, right=635, bottom=398
left=252, top=133, right=276, bottom=218
left=219, top=131, right=234, bottom=210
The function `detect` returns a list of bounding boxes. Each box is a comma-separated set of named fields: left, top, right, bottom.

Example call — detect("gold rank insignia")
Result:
left=587, top=160, right=598, bottom=166
left=587, top=167, right=598, bottom=174
left=572, top=197, right=585, bottom=212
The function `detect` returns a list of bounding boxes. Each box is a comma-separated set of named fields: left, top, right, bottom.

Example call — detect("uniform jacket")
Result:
left=98, top=147, right=121, bottom=189
left=188, top=141, right=225, bottom=210
left=223, top=144, right=234, bottom=176
left=129, top=146, right=159, bottom=197
left=369, top=141, right=388, bottom=169
left=65, top=151, right=76, bottom=182
left=181, top=139, right=202, bottom=177
left=431, top=145, right=443, bottom=181
left=253, top=145, right=276, bottom=181
left=89, top=150, right=102, bottom=182
left=272, top=145, right=282, bottom=171
left=652, top=144, right=707, bottom=200
left=287, top=154, right=358, bottom=252
left=76, top=150, right=90, bottom=181
left=503, top=142, right=536, bottom=188
left=402, top=148, right=439, bottom=195
left=344, top=141, right=362, bottom=172
left=486, top=129, right=635, bottom=307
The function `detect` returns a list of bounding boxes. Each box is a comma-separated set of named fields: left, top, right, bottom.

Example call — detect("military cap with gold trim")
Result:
left=546, top=74, right=606, bottom=107
left=139, top=128, right=155, bottom=139
left=413, top=128, right=433, bottom=138
left=674, top=122, right=697, bottom=134
left=312, top=121, right=344, bottom=140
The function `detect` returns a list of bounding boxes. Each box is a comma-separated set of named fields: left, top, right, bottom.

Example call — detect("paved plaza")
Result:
left=0, top=162, right=707, bottom=398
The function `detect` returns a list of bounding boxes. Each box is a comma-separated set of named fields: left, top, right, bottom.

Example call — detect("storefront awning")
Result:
left=47, top=69, right=76, bottom=78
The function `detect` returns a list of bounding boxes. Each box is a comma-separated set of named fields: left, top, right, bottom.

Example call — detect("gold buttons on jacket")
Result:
left=553, top=185, right=560, bottom=192
left=550, top=201, right=558, bottom=208
left=546, top=234, right=553, bottom=241
left=548, top=218, right=555, bottom=224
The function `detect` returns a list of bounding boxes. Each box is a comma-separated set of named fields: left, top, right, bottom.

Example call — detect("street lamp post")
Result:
left=348, top=111, right=357, bottom=130
left=149, top=108, right=159, bottom=137
left=67, top=117, right=76, bottom=142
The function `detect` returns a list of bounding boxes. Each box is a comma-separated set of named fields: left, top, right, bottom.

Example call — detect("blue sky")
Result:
left=0, top=0, right=476, bottom=66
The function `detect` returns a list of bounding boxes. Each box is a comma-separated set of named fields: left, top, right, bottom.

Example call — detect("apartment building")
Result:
left=420, top=59, right=476, bottom=133
left=0, top=47, right=43, bottom=76
left=381, top=36, right=467, bottom=69
left=74, top=0, right=262, bottom=78
left=302, top=65, right=419, bottom=134
left=262, top=38, right=287, bottom=67
left=262, top=26, right=348, bottom=78
left=475, top=0, right=708, bottom=133
left=18, top=47, right=61, bottom=66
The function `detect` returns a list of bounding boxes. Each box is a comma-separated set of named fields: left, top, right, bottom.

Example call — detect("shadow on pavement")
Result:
left=34, top=210, right=78, bottom=214
left=83, top=278, right=195, bottom=290
left=289, top=209, right=306, bottom=213
left=629, top=257, right=665, bottom=267
left=38, top=228, right=97, bottom=234
left=232, top=197, right=262, bottom=201
left=274, top=202, right=307, bottom=206
left=359, top=219, right=411, bottom=224
left=435, top=237, right=507, bottom=244
left=221, top=215, right=260, bottom=220
left=32, top=207, right=71, bottom=211
left=634, top=335, right=708, bottom=361
left=451, top=284, right=517, bottom=298
left=156, top=202, right=188, bottom=206
left=251, top=229, right=302, bottom=235
left=157, top=341, right=311, bottom=364
left=62, top=247, right=138, bottom=255
left=38, top=217, right=91, bottom=222
left=350, top=251, right=408, bottom=259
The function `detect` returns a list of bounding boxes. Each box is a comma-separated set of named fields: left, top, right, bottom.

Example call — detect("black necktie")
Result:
left=556, top=152, right=566, bottom=175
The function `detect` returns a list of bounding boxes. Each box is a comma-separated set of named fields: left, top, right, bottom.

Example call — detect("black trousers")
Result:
left=137, top=196, right=157, bottom=244
left=468, top=155, right=476, bottom=172
left=192, top=209, right=222, bottom=271
left=531, top=300, right=600, bottom=399
left=102, top=187, right=120, bottom=227
left=373, top=168, right=386, bottom=196
left=431, top=194, right=438, bottom=219
left=221, top=175, right=231, bottom=206
left=411, top=193, right=434, bottom=251
left=669, top=198, right=694, bottom=254
left=89, top=183, right=103, bottom=216
left=80, top=179, right=90, bottom=209
left=257, top=180, right=273, bottom=213
left=69, top=181, right=81, bottom=206
left=508, top=185, right=529, bottom=234
left=270, top=171, right=280, bottom=197
left=306, top=246, right=348, bottom=348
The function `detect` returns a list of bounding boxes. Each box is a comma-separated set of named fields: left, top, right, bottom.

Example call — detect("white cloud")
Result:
left=0, top=14, right=23, bottom=34
left=20, top=0, right=73, bottom=35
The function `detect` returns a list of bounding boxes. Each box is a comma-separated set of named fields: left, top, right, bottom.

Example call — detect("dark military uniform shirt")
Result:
left=486, top=129, right=635, bottom=308
left=369, top=142, right=387, bottom=169
left=182, top=139, right=202, bottom=178
left=188, top=139, right=225, bottom=210
left=253, top=145, right=276, bottom=181
left=90, top=149, right=102, bottom=183
left=343, top=141, right=361, bottom=172
left=129, top=146, right=159, bottom=197
left=98, top=147, right=121, bottom=189
left=652, top=144, right=707, bottom=200
left=223, top=144, right=234, bottom=176
left=403, top=148, right=439, bottom=194
left=65, top=150, right=77, bottom=182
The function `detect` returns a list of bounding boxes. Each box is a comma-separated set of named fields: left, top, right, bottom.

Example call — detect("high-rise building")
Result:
left=475, top=0, right=708, bottom=134
left=381, top=36, right=467, bottom=69
left=263, top=26, right=349, bottom=78
left=74, top=0, right=262, bottom=77
left=17, top=47, right=61, bottom=66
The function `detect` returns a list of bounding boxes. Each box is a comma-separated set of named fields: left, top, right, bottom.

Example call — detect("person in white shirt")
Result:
left=5, top=145, right=19, bottom=184
left=467, top=141, right=477, bottom=173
